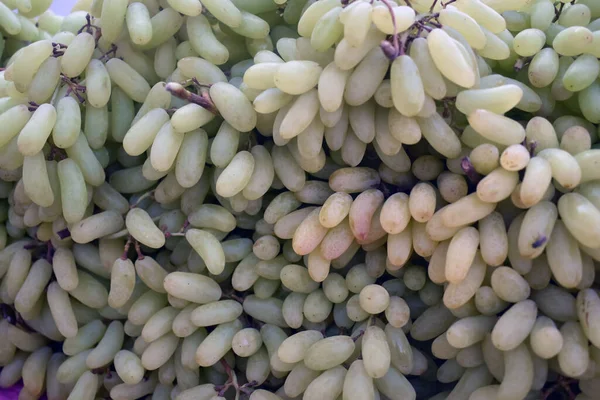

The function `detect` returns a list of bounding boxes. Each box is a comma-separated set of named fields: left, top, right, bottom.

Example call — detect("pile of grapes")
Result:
left=1, top=0, right=600, bottom=399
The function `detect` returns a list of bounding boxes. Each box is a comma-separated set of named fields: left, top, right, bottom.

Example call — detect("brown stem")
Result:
left=78, top=14, right=103, bottom=44
left=239, top=381, right=258, bottom=395
left=222, top=291, right=245, bottom=304
left=553, top=2, right=565, bottom=22
left=46, top=241, right=55, bottom=261
left=352, top=330, right=365, bottom=342
left=217, top=359, right=241, bottom=399
left=61, top=75, right=87, bottom=103
left=527, top=140, right=538, bottom=157
left=47, top=146, right=68, bottom=162
left=134, top=240, right=145, bottom=260
left=165, top=82, right=218, bottom=114
left=15, top=311, right=35, bottom=333
left=52, top=43, right=66, bottom=57
left=382, top=0, right=399, bottom=41
left=99, top=44, right=118, bottom=62
left=179, top=219, right=190, bottom=234
left=190, top=77, right=211, bottom=90
left=531, top=235, right=547, bottom=249
left=27, top=101, right=40, bottom=112
left=514, top=57, right=532, bottom=72
left=442, top=97, right=455, bottom=123
left=1, top=304, right=16, bottom=325
left=56, top=228, right=70, bottom=239
left=430, top=0, right=438, bottom=12
left=164, top=219, right=190, bottom=238
left=91, top=367, right=110, bottom=375
left=383, top=11, right=441, bottom=59
left=24, top=242, right=43, bottom=250
left=381, top=40, right=398, bottom=60
left=130, top=190, right=155, bottom=209
left=163, top=230, right=185, bottom=238
left=77, top=14, right=92, bottom=34
left=121, top=236, right=132, bottom=260
left=398, top=31, right=411, bottom=55
left=541, top=376, right=577, bottom=400
left=461, top=157, right=483, bottom=184
left=378, top=0, right=401, bottom=60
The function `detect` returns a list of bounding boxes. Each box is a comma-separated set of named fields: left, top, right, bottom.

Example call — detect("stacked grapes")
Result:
left=1, top=0, right=600, bottom=399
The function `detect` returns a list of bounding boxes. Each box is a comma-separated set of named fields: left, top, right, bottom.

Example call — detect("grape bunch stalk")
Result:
left=1, top=0, right=600, bottom=400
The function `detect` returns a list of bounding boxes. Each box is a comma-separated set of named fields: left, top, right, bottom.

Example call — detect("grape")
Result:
left=2, top=0, right=600, bottom=399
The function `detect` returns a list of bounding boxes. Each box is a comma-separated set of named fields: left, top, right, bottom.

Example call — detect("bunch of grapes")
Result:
left=1, top=0, right=600, bottom=399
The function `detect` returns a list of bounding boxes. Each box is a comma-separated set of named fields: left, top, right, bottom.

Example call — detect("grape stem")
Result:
left=134, top=240, right=145, bottom=260
left=216, top=359, right=258, bottom=400
left=78, top=13, right=102, bottom=44
left=514, top=57, right=532, bottom=72
left=352, top=329, right=365, bottom=342
left=24, top=242, right=43, bottom=250
left=0, top=304, right=16, bottom=325
left=15, top=310, right=35, bottom=333
left=165, top=82, right=218, bottom=114
left=461, top=157, right=483, bottom=184
left=531, top=235, right=547, bottom=249
left=378, top=181, right=399, bottom=199
left=527, top=140, right=538, bottom=157
left=51, top=42, right=67, bottom=57
left=541, top=376, right=576, bottom=400
left=99, top=44, right=118, bottom=62
left=182, top=77, right=212, bottom=92
left=129, top=190, right=155, bottom=209
left=430, top=0, right=438, bottom=12
left=56, top=228, right=71, bottom=239
left=379, top=0, right=401, bottom=59
left=384, top=12, right=442, bottom=59
left=25, top=241, right=57, bottom=263
left=2, top=304, right=35, bottom=333
left=48, top=146, right=68, bottom=162
left=27, top=101, right=39, bottom=112
left=164, top=231, right=185, bottom=237
left=553, top=2, right=565, bottom=22
left=46, top=241, right=55, bottom=262
left=442, top=97, right=456, bottom=127
left=180, top=219, right=190, bottom=232
left=60, top=75, right=87, bottom=103
left=91, top=366, right=110, bottom=375
left=163, top=219, right=190, bottom=238
left=121, top=236, right=133, bottom=260
left=222, top=290, right=245, bottom=304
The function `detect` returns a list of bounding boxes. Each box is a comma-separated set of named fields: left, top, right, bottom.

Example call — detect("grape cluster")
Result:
left=0, top=0, right=600, bottom=399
